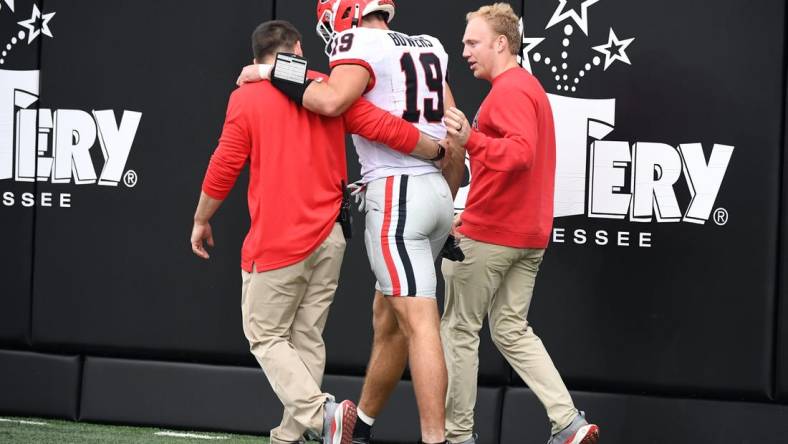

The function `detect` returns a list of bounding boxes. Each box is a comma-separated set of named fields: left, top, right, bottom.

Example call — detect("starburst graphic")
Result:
left=592, top=28, right=634, bottom=70
left=518, top=0, right=635, bottom=94
left=545, top=0, right=600, bottom=36
left=17, top=4, right=56, bottom=44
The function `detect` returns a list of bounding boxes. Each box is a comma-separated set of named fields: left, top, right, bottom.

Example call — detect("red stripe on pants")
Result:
left=381, top=177, right=401, bottom=296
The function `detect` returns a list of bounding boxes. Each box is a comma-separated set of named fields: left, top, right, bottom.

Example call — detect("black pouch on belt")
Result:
left=440, top=234, right=465, bottom=262
left=338, top=180, right=352, bottom=240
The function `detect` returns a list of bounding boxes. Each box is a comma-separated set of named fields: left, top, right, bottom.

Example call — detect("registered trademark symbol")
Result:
left=713, top=208, right=728, bottom=226
left=123, top=170, right=138, bottom=188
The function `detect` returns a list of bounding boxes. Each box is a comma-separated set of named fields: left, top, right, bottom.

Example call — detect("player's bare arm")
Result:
left=303, top=64, right=371, bottom=116
left=441, top=83, right=466, bottom=198
left=236, top=61, right=370, bottom=117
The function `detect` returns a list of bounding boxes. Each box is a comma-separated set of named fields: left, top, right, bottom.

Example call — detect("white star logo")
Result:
left=2, top=0, right=14, bottom=13
left=592, top=28, right=635, bottom=70
left=518, top=18, right=544, bottom=73
left=18, top=4, right=56, bottom=44
left=520, top=37, right=544, bottom=73
left=545, top=0, right=600, bottom=36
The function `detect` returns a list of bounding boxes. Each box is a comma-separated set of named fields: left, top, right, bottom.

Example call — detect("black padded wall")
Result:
left=80, top=357, right=281, bottom=434
left=80, top=358, right=505, bottom=444
left=0, top=350, right=81, bottom=420
left=30, top=0, right=272, bottom=362
left=501, top=388, right=788, bottom=444
left=778, top=0, right=788, bottom=402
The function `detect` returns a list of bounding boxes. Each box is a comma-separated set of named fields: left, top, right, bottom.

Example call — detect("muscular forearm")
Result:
left=410, top=133, right=443, bottom=160
left=303, top=64, right=370, bottom=117
left=194, top=191, right=223, bottom=224
left=303, top=81, right=349, bottom=116
left=443, top=147, right=466, bottom=199
left=441, top=83, right=463, bottom=197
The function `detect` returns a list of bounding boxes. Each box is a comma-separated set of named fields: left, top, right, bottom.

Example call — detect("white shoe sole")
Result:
left=567, top=424, right=599, bottom=444
left=329, top=401, right=357, bottom=444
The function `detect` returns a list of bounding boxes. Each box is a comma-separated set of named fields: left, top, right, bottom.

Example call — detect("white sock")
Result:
left=357, top=408, right=375, bottom=426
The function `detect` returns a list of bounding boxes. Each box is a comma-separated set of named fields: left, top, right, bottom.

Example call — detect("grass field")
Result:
left=0, top=417, right=272, bottom=444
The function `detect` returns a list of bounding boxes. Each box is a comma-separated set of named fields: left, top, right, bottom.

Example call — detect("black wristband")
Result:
left=271, top=77, right=314, bottom=105
left=270, top=52, right=312, bottom=106
left=430, top=143, right=446, bottom=161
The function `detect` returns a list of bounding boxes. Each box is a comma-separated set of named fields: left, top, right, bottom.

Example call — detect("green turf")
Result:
left=0, top=417, right=270, bottom=444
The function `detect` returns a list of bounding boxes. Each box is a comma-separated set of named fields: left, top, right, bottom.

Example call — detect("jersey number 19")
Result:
left=400, top=52, right=444, bottom=123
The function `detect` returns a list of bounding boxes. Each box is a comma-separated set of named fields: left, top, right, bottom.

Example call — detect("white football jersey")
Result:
left=329, top=27, right=449, bottom=182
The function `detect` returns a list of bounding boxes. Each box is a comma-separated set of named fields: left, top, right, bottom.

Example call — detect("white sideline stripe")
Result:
left=154, top=431, right=230, bottom=440
left=0, top=418, right=49, bottom=426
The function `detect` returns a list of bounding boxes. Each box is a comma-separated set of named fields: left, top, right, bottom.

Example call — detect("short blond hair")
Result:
left=466, top=3, right=521, bottom=55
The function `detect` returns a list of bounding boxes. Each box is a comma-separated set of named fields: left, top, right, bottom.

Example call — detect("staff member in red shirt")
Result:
left=440, top=4, right=599, bottom=444
left=190, top=20, right=447, bottom=444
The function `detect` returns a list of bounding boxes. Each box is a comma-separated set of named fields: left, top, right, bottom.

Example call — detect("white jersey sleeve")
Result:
left=328, top=28, right=384, bottom=93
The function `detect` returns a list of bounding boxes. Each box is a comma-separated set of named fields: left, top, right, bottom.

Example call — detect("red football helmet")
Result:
left=316, top=0, right=396, bottom=51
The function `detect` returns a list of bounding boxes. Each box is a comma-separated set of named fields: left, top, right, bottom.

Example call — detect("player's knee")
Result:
left=373, top=314, right=403, bottom=340
left=373, top=302, right=405, bottom=341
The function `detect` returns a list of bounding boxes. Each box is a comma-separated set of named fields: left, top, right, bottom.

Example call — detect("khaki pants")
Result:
left=440, top=237, right=576, bottom=441
left=241, top=224, right=346, bottom=444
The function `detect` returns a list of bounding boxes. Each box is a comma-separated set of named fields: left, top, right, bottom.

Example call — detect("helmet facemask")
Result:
left=316, top=9, right=336, bottom=56
left=317, top=2, right=362, bottom=56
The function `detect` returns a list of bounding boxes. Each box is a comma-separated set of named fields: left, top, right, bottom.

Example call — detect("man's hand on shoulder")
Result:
left=236, top=64, right=272, bottom=86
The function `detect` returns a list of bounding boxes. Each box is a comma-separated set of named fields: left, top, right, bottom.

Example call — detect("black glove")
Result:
left=440, top=234, right=465, bottom=262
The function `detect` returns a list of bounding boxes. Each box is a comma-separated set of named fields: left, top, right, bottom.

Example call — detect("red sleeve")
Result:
left=342, top=98, right=420, bottom=154
left=465, top=86, right=537, bottom=172
left=201, top=90, right=251, bottom=200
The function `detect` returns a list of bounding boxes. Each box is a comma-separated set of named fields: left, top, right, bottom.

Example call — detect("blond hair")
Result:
left=466, top=3, right=521, bottom=55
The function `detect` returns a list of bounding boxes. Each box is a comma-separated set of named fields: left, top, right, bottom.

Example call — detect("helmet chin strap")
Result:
left=351, top=4, right=360, bottom=28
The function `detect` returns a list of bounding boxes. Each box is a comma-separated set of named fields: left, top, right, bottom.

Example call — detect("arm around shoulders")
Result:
left=303, top=63, right=371, bottom=117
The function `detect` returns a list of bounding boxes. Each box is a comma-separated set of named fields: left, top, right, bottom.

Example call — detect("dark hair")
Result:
left=251, top=20, right=302, bottom=61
